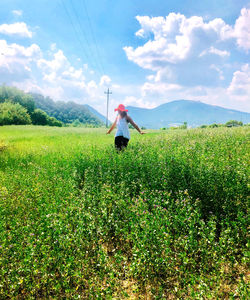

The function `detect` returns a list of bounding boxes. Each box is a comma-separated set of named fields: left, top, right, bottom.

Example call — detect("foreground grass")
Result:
left=0, top=126, right=249, bottom=298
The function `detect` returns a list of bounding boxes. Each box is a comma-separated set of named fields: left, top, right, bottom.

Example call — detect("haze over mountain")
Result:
left=30, top=93, right=104, bottom=126
left=127, top=100, right=250, bottom=129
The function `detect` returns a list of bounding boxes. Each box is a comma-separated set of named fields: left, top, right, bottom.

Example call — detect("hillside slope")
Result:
left=85, top=104, right=110, bottom=125
left=30, top=93, right=104, bottom=126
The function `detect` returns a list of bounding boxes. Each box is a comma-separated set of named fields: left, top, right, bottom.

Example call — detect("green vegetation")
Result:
left=0, top=126, right=249, bottom=298
left=0, top=86, right=63, bottom=127
left=0, top=102, right=31, bottom=125
left=0, top=85, right=35, bottom=114
left=31, top=109, right=62, bottom=127
left=200, top=120, right=244, bottom=129
left=31, top=93, right=103, bottom=126
left=225, top=120, right=243, bottom=127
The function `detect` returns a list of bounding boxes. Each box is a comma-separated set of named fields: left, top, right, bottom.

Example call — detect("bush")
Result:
left=0, top=102, right=31, bottom=125
left=31, top=109, right=48, bottom=125
left=31, top=109, right=63, bottom=127
left=72, top=119, right=82, bottom=127
left=225, top=120, right=243, bottom=127
left=48, top=116, right=63, bottom=127
left=209, top=123, right=219, bottom=128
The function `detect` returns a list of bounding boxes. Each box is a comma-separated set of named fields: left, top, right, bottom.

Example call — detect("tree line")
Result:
left=30, top=93, right=103, bottom=126
left=0, top=85, right=104, bottom=127
left=0, top=86, right=63, bottom=126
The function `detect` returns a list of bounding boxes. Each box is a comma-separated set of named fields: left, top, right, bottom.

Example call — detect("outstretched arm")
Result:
left=127, top=116, right=146, bottom=134
left=106, top=117, right=117, bottom=134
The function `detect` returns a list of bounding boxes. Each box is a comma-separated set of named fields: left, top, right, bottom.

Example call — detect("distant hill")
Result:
left=127, top=100, right=250, bottom=129
left=85, top=104, right=111, bottom=125
left=30, top=93, right=104, bottom=126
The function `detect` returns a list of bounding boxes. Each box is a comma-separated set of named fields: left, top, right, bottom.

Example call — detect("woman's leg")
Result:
left=115, top=136, right=123, bottom=151
left=122, top=137, right=129, bottom=149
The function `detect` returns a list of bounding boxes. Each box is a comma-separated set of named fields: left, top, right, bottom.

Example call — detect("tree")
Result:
left=0, top=85, right=35, bottom=113
left=225, top=120, right=243, bottom=127
left=31, top=109, right=48, bottom=125
left=0, top=102, right=31, bottom=125
left=72, top=119, right=82, bottom=127
left=209, top=123, right=218, bottom=128
left=47, top=117, right=63, bottom=127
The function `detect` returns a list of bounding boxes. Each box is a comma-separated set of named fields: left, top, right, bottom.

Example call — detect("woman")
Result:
left=106, top=104, right=145, bottom=150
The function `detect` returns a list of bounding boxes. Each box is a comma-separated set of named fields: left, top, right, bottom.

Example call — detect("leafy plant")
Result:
left=0, top=126, right=248, bottom=298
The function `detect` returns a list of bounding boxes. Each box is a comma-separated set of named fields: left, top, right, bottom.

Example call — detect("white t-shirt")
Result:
left=115, top=116, right=130, bottom=140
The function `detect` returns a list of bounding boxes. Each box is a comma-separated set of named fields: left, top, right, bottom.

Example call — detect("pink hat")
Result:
left=114, top=104, right=128, bottom=112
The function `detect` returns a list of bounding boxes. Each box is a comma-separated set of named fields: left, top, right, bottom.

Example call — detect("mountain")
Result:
left=127, top=100, right=250, bottom=129
left=85, top=104, right=111, bottom=125
left=30, top=93, right=105, bottom=126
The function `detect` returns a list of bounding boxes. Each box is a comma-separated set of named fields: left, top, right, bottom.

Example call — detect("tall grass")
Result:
left=0, top=126, right=249, bottom=298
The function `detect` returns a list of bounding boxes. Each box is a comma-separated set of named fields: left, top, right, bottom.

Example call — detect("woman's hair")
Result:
left=119, top=111, right=129, bottom=122
left=120, top=111, right=127, bottom=118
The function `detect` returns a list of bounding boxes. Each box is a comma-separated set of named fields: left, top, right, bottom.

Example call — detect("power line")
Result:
left=81, top=0, right=106, bottom=76
left=61, top=0, right=93, bottom=69
left=68, top=0, right=103, bottom=78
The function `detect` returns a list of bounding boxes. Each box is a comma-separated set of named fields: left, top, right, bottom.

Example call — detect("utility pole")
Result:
left=104, top=88, right=112, bottom=128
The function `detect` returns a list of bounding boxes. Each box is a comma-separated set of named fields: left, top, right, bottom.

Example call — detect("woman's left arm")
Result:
left=127, top=116, right=146, bottom=134
left=106, top=117, right=118, bottom=134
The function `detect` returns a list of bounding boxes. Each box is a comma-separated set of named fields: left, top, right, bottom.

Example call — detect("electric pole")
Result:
left=104, top=88, right=112, bottom=128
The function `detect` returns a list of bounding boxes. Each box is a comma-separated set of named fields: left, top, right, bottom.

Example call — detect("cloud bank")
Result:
left=123, top=7, right=250, bottom=112
left=0, top=22, right=32, bottom=38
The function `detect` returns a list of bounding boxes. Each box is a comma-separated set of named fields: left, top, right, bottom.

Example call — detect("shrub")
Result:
left=209, top=123, right=219, bottom=128
left=0, top=102, right=31, bottom=125
left=31, top=109, right=48, bottom=125
left=47, top=116, right=63, bottom=127
left=225, top=120, right=243, bottom=127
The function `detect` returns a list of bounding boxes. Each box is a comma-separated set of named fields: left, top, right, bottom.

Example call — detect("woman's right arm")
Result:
left=106, top=117, right=118, bottom=134
left=127, top=116, right=146, bottom=134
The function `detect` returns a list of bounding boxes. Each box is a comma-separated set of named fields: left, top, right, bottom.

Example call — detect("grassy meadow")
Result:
left=0, top=125, right=249, bottom=298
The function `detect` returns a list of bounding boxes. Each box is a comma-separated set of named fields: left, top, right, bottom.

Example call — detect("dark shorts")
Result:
left=115, top=136, right=129, bottom=151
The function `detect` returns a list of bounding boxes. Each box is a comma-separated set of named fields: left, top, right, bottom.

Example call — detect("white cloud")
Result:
left=0, top=22, right=32, bottom=38
left=124, top=13, right=232, bottom=69
left=123, top=95, right=156, bottom=109
left=200, top=46, right=230, bottom=57
left=0, top=38, right=112, bottom=112
left=228, top=64, right=250, bottom=96
left=121, top=7, right=250, bottom=113
left=12, top=10, right=23, bottom=17
left=100, top=75, right=111, bottom=86
left=210, top=64, right=225, bottom=80
left=0, top=39, right=41, bottom=82
left=234, top=8, right=250, bottom=51
left=142, top=81, right=182, bottom=98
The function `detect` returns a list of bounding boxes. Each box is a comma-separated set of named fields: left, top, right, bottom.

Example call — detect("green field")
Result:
left=0, top=126, right=249, bottom=299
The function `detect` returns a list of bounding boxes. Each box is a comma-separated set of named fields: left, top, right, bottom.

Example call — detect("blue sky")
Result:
left=0, top=0, right=249, bottom=117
